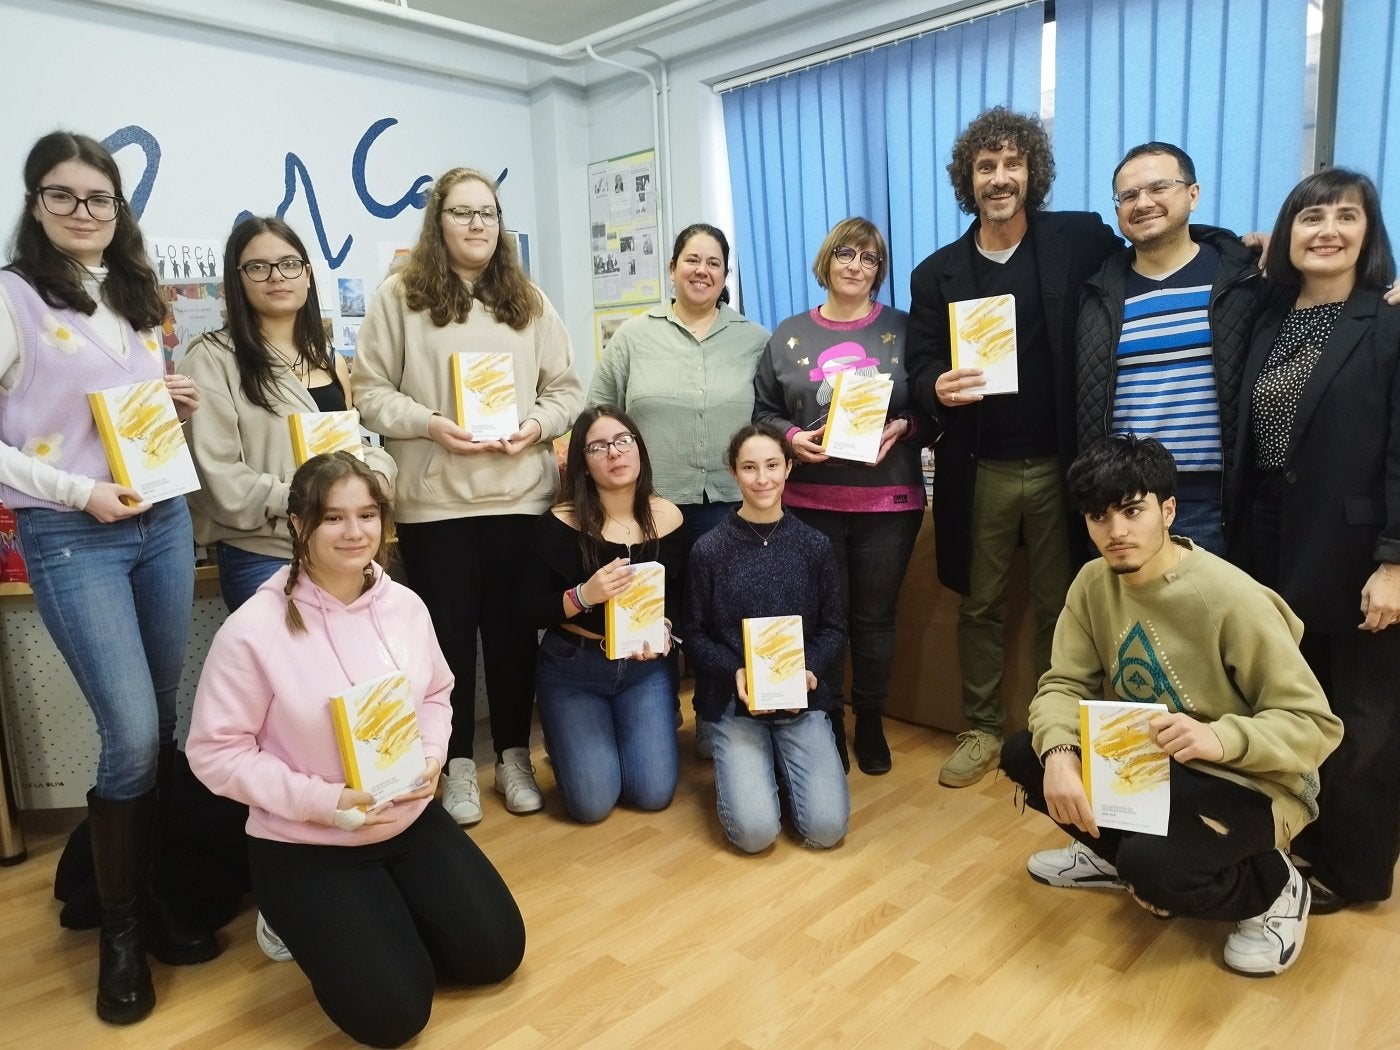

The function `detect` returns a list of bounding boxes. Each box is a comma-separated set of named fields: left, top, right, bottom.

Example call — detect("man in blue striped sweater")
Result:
left=1074, top=143, right=1263, bottom=554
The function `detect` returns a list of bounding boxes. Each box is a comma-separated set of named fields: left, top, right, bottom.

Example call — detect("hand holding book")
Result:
left=1149, top=712, right=1224, bottom=764
left=1043, top=748, right=1098, bottom=837
left=734, top=665, right=817, bottom=714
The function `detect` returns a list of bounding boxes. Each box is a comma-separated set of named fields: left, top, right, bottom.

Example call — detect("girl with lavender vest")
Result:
left=0, top=132, right=215, bottom=1026
left=753, top=218, right=930, bottom=775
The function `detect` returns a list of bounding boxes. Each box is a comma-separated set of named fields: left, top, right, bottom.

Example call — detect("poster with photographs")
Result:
left=588, top=149, right=661, bottom=307
left=148, top=236, right=227, bottom=367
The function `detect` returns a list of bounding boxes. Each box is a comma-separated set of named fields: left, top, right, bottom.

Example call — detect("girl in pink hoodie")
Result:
left=187, top=452, right=524, bottom=1047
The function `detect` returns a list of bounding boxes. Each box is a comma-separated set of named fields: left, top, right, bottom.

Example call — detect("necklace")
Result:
left=739, top=513, right=784, bottom=546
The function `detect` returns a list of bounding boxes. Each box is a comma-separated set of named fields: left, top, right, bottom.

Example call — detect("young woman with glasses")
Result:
left=0, top=131, right=214, bottom=1024
left=354, top=167, right=583, bottom=828
left=753, top=218, right=929, bottom=775
left=183, top=215, right=396, bottom=613
left=518, top=405, right=685, bottom=822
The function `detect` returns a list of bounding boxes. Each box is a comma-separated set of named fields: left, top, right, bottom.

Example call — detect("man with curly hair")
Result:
left=906, top=106, right=1122, bottom=789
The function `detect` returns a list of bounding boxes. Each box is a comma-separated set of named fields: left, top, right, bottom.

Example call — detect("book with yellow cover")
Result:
left=604, top=560, right=666, bottom=659
left=948, top=294, right=1018, bottom=395
left=820, top=370, right=893, bottom=464
left=742, top=614, right=808, bottom=713
left=1079, top=699, right=1171, bottom=835
left=329, top=671, right=426, bottom=809
left=288, top=409, right=365, bottom=466
left=451, top=351, right=518, bottom=441
left=87, top=378, right=200, bottom=503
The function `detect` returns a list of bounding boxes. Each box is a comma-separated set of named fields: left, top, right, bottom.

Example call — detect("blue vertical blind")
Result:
left=1335, top=0, right=1400, bottom=243
left=1054, top=0, right=1309, bottom=236
left=721, top=4, right=1043, bottom=331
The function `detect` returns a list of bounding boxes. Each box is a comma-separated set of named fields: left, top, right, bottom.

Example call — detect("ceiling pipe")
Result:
left=294, top=0, right=720, bottom=60
left=633, top=47, right=676, bottom=254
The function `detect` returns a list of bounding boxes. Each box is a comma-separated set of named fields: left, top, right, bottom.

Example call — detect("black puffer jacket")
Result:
left=1075, top=225, right=1263, bottom=479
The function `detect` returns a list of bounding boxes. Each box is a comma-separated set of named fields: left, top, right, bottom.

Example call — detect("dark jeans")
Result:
left=789, top=507, right=922, bottom=715
left=248, top=804, right=524, bottom=1048
left=1001, top=730, right=1287, bottom=920
left=215, top=542, right=287, bottom=613
left=396, top=514, right=537, bottom=760
left=1292, top=629, right=1400, bottom=902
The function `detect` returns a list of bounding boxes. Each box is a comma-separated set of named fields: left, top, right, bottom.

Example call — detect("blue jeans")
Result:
left=215, top=542, right=288, bottom=613
left=711, top=706, right=850, bottom=853
left=534, top=629, right=679, bottom=822
left=790, top=507, right=922, bottom=714
left=1170, top=498, right=1226, bottom=556
left=16, top=498, right=194, bottom=799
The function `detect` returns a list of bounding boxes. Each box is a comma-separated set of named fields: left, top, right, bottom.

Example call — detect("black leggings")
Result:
left=1001, top=731, right=1287, bottom=920
left=248, top=805, right=525, bottom=1048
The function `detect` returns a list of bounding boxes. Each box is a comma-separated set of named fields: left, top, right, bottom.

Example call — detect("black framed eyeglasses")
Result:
left=37, top=186, right=122, bottom=222
left=833, top=245, right=881, bottom=270
left=239, top=258, right=308, bottom=281
left=1112, top=178, right=1192, bottom=207
left=444, top=206, right=500, bottom=227
left=583, top=433, right=638, bottom=457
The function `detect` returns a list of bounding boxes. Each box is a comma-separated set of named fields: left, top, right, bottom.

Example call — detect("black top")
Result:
left=519, top=509, right=687, bottom=634
left=308, top=379, right=349, bottom=413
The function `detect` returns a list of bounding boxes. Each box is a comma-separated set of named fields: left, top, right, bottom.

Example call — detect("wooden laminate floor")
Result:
left=1, top=715, right=1396, bottom=1049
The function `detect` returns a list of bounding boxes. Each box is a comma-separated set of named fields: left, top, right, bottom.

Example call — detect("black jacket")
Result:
left=906, top=210, right=1122, bottom=594
left=1228, top=287, right=1400, bottom=632
left=1075, top=225, right=1264, bottom=481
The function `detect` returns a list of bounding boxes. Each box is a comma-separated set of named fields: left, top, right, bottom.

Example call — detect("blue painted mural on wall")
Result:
left=100, top=117, right=509, bottom=271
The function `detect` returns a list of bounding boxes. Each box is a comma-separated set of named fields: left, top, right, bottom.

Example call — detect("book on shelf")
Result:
left=1078, top=699, right=1171, bottom=835
left=451, top=351, right=518, bottom=441
left=742, top=614, right=808, bottom=713
left=948, top=294, right=1018, bottom=395
left=329, top=670, right=426, bottom=809
left=288, top=409, right=365, bottom=466
left=88, top=378, right=200, bottom=502
left=604, top=560, right=666, bottom=659
left=820, top=371, right=893, bottom=464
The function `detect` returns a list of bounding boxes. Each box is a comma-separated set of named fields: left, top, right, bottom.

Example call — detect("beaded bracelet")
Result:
left=1041, top=743, right=1081, bottom=762
left=568, top=584, right=594, bottom=613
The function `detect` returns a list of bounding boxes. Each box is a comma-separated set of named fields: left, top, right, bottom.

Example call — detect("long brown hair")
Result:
left=7, top=131, right=163, bottom=330
left=557, top=406, right=659, bottom=573
left=400, top=167, right=541, bottom=330
left=283, top=452, right=396, bottom=632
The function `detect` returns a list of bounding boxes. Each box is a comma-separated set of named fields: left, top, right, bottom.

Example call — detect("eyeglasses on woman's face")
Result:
left=239, top=258, right=308, bottom=282
left=444, top=206, right=500, bottom=227
left=832, top=245, right=881, bottom=270
left=583, top=433, right=638, bottom=457
left=37, top=186, right=121, bottom=222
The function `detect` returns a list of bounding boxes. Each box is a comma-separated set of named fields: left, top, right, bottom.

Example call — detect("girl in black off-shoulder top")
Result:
left=519, top=407, right=686, bottom=823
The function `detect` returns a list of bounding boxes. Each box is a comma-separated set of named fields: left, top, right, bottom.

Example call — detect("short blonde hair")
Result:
left=811, top=218, right=888, bottom=300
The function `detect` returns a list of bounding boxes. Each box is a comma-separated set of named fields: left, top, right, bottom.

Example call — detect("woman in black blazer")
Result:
left=1229, top=168, right=1400, bottom=913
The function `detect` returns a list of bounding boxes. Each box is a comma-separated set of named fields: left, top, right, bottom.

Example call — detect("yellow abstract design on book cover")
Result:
left=1090, top=709, right=1170, bottom=792
left=743, top=614, right=808, bottom=713
left=949, top=294, right=1018, bottom=395
left=113, top=381, right=185, bottom=469
left=604, top=561, right=666, bottom=659
left=88, top=379, right=200, bottom=501
left=330, top=670, right=426, bottom=807
left=351, top=674, right=420, bottom=770
left=451, top=351, right=517, bottom=440
left=289, top=410, right=364, bottom=466
left=1079, top=699, right=1170, bottom=834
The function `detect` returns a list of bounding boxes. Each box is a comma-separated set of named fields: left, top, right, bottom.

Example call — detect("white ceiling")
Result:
left=405, top=0, right=675, bottom=47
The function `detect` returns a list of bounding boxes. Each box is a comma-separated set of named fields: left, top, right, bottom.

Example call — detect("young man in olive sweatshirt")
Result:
left=1000, top=435, right=1341, bottom=976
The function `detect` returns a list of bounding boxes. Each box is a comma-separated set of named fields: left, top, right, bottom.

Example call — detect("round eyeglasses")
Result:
left=832, top=245, right=881, bottom=270
left=240, top=258, right=308, bottom=282
left=444, top=206, right=501, bottom=227
left=37, top=186, right=121, bottom=222
left=583, top=433, right=638, bottom=457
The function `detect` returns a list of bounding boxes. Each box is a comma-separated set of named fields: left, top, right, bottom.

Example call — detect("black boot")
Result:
left=87, top=789, right=155, bottom=1025
left=146, top=745, right=220, bottom=965
left=831, top=707, right=851, bottom=774
left=854, top=710, right=892, bottom=775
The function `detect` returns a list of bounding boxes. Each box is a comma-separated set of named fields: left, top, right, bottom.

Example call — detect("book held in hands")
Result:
left=330, top=671, right=426, bottom=810
left=288, top=409, right=365, bottom=466
left=451, top=351, right=518, bottom=441
left=88, top=378, right=200, bottom=502
left=1079, top=699, right=1171, bottom=835
left=820, top=371, right=894, bottom=464
left=742, top=615, right=808, bottom=713
left=604, top=560, right=666, bottom=659
left=948, top=294, right=1018, bottom=395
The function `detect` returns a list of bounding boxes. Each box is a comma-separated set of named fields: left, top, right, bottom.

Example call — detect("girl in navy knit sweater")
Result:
left=684, top=423, right=849, bottom=853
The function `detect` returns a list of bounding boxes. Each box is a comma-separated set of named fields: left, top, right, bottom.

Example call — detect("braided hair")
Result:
left=284, top=451, right=396, bottom=632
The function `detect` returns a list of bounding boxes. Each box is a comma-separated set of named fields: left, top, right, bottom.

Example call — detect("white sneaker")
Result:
left=1027, top=839, right=1125, bottom=889
left=441, top=757, right=482, bottom=826
left=1224, top=851, right=1310, bottom=976
left=494, top=747, right=543, bottom=814
left=256, top=912, right=293, bottom=963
